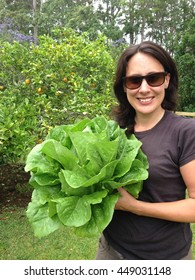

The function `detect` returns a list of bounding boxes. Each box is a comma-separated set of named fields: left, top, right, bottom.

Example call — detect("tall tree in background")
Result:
left=32, top=0, right=44, bottom=45
left=121, top=0, right=195, bottom=52
left=175, top=17, right=195, bottom=111
left=122, top=0, right=154, bottom=44
left=33, top=0, right=37, bottom=45
left=97, top=0, right=124, bottom=42
left=1, top=0, right=194, bottom=50
left=145, top=0, right=195, bottom=54
left=39, top=0, right=99, bottom=39
left=0, top=0, right=43, bottom=44
left=0, top=0, right=32, bottom=34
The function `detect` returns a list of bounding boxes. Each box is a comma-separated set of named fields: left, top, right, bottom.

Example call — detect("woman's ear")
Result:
left=165, top=73, right=170, bottom=89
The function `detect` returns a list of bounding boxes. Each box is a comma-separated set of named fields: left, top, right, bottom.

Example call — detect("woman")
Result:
left=96, top=41, right=195, bottom=260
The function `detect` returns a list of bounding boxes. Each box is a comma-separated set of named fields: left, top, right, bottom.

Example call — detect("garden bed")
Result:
left=0, top=164, right=31, bottom=209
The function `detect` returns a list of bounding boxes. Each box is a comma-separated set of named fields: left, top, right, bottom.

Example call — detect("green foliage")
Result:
left=1, top=0, right=195, bottom=49
left=0, top=0, right=33, bottom=36
left=0, top=28, right=115, bottom=164
left=0, top=89, right=39, bottom=164
left=41, top=1, right=100, bottom=40
left=175, top=18, right=195, bottom=111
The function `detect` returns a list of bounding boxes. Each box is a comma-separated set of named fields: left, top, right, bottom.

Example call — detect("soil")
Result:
left=0, top=164, right=31, bottom=209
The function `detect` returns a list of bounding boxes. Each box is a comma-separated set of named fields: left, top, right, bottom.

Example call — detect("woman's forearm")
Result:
left=115, top=188, right=195, bottom=223
left=134, top=198, right=195, bottom=223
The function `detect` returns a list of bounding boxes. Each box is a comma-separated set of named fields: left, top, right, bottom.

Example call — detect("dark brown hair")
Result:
left=112, top=41, right=179, bottom=133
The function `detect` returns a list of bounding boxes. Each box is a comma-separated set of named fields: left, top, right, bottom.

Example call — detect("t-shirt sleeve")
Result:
left=178, top=118, right=195, bottom=166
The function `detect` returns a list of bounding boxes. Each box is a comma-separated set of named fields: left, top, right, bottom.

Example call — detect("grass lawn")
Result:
left=191, top=223, right=195, bottom=259
left=0, top=207, right=99, bottom=260
left=0, top=206, right=194, bottom=260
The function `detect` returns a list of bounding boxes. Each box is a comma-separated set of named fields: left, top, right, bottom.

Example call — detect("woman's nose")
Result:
left=138, top=78, right=150, bottom=92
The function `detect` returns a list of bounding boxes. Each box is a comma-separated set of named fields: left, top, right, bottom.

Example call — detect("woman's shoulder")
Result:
left=166, top=112, right=195, bottom=165
left=165, top=110, right=195, bottom=130
left=164, top=112, right=195, bottom=158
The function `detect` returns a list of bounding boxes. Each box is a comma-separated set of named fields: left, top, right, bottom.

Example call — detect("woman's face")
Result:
left=124, top=52, right=170, bottom=117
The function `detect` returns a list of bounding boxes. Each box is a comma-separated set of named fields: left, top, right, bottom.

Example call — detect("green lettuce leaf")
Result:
left=74, top=193, right=119, bottom=237
left=26, top=190, right=63, bottom=238
left=55, top=190, right=108, bottom=227
left=25, top=116, right=149, bottom=238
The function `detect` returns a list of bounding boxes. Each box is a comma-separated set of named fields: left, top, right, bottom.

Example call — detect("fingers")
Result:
left=117, top=187, right=127, bottom=195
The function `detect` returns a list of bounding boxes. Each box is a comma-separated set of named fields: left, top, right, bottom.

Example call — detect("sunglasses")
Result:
left=123, top=72, right=168, bottom=90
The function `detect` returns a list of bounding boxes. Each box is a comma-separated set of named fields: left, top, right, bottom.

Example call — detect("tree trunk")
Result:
left=33, top=0, right=38, bottom=46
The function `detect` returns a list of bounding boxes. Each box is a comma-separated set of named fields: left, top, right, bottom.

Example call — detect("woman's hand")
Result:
left=115, top=187, right=139, bottom=212
left=115, top=165, right=195, bottom=222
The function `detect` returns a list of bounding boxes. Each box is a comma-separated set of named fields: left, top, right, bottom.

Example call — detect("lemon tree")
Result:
left=0, top=28, right=115, bottom=164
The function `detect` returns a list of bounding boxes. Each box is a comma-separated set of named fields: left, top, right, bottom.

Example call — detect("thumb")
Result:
left=117, top=187, right=127, bottom=196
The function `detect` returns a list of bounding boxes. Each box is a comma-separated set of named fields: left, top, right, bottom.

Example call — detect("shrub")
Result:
left=0, top=89, right=39, bottom=164
left=0, top=28, right=115, bottom=164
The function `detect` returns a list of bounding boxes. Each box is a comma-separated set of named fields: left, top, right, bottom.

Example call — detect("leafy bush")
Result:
left=0, top=28, right=115, bottom=164
left=0, top=89, right=39, bottom=164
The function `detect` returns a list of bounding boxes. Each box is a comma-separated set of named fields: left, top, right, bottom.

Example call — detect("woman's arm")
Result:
left=115, top=159, right=195, bottom=223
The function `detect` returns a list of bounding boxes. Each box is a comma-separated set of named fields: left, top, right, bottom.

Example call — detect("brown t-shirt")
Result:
left=104, top=110, right=195, bottom=259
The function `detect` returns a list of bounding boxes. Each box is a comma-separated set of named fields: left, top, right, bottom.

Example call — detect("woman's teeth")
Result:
left=139, top=97, right=153, bottom=103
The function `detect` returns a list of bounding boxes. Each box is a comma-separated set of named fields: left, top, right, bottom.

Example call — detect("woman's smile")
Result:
left=137, top=96, right=155, bottom=105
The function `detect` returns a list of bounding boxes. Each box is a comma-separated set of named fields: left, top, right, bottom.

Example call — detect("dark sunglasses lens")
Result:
left=125, top=76, right=142, bottom=89
left=147, top=73, right=165, bottom=86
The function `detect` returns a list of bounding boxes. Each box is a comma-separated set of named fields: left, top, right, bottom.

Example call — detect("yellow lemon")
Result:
left=25, top=79, right=31, bottom=85
left=63, top=77, right=68, bottom=83
left=37, top=88, right=43, bottom=94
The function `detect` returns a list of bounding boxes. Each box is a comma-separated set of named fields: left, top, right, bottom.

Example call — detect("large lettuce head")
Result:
left=25, top=116, right=148, bottom=238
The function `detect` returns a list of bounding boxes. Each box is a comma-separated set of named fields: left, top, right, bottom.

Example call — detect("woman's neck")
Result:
left=134, top=108, right=165, bottom=132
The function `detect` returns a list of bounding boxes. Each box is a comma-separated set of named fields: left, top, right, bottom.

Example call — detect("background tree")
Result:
left=38, top=0, right=100, bottom=39
left=122, top=0, right=151, bottom=44
left=97, top=0, right=124, bottom=42
left=175, top=17, right=195, bottom=111
left=0, top=0, right=42, bottom=43
left=0, top=0, right=32, bottom=34
left=145, top=0, right=195, bottom=54
left=1, top=0, right=194, bottom=49
left=33, top=0, right=44, bottom=46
